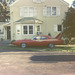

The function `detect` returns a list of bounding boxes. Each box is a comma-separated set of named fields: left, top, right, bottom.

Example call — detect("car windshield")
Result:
left=32, top=36, right=48, bottom=40
left=32, top=36, right=37, bottom=40
left=32, top=36, right=40, bottom=40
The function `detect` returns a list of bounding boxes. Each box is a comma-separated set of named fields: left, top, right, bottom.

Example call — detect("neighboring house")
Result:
left=0, top=1, right=10, bottom=40
left=0, top=0, right=16, bottom=40
left=10, top=0, right=69, bottom=40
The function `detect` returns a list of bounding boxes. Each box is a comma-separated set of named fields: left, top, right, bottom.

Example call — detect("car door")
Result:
left=40, top=36, right=49, bottom=46
left=29, top=36, right=42, bottom=46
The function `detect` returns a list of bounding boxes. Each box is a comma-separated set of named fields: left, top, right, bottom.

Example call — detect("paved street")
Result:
left=0, top=41, right=75, bottom=75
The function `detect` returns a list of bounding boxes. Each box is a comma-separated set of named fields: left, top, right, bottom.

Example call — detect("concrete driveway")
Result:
left=0, top=41, right=75, bottom=75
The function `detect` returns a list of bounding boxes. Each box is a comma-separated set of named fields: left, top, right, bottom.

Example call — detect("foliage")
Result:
left=62, top=7, right=75, bottom=39
left=0, top=1, right=10, bottom=22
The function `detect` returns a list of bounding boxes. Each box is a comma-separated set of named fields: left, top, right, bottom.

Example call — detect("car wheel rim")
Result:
left=49, top=44, right=54, bottom=48
left=21, top=43, right=26, bottom=48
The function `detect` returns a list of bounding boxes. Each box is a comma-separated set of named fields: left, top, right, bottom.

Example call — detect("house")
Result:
left=9, top=0, right=69, bottom=40
left=0, top=0, right=17, bottom=41
left=0, top=0, right=10, bottom=40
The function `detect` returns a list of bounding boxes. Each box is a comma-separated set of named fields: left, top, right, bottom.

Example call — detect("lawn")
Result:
left=0, top=45, right=75, bottom=52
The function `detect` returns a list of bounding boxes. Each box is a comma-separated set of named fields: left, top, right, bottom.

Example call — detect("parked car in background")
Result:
left=12, top=33, right=65, bottom=48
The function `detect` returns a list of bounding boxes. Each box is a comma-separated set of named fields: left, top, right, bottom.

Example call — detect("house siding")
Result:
left=10, top=0, right=69, bottom=40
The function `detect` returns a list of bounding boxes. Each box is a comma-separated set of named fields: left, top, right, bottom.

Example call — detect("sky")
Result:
left=64, top=0, right=73, bottom=6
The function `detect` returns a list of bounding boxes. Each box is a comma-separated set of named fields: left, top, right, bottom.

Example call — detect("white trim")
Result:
left=60, top=0, right=69, bottom=6
left=10, top=0, right=20, bottom=7
left=16, top=24, right=21, bottom=35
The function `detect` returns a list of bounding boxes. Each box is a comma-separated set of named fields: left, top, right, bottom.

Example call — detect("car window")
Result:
left=32, top=36, right=37, bottom=40
left=32, top=36, right=48, bottom=40
left=40, top=37, right=48, bottom=40
left=36, top=36, right=41, bottom=40
left=32, top=36, right=41, bottom=40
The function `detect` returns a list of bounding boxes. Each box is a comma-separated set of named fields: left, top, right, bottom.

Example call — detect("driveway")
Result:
left=0, top=41, right=75, bottom=75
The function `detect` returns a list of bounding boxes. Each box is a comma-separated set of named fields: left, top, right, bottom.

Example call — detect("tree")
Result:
left=0, top=1, right=10, bottom=22
left=62, top=7, right=75, bottom=39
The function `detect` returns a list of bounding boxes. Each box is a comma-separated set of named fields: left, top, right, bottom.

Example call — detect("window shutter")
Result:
left=54, top=24, right=57, bottom=32
left=56, top=7, right=60, bottom=16
left=62, top=25, right=63, bottom=31
left=43, top=7, right=47, bottom=16
left=34, top=7, right=37, bottom=16
left=20, top=7, right=24, bottom=17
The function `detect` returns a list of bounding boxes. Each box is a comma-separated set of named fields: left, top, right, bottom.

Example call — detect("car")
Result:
left=12, top=33, right=64, bottom=48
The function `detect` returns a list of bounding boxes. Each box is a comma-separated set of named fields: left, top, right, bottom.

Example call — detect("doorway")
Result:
left=7, top=26, right=11, bottom=40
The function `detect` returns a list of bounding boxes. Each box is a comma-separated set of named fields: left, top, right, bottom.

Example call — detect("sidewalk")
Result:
left=0, top=40, right=11, bottom=46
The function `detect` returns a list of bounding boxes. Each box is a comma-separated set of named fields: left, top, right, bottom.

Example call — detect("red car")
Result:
left=12, top=33, right=64, bottom=48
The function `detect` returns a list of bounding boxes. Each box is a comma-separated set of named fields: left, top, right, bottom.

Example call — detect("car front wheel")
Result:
left=49, top=43, right=54, bottom=48
left=21, top=43, right=27, bottom=48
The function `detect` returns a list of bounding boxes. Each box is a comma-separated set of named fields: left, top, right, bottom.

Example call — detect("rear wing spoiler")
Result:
left=55, top=33, right=63, bottom=39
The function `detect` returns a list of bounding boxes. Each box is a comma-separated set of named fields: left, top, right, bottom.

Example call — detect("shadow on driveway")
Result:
left=30, top=55, right=75, bottom=63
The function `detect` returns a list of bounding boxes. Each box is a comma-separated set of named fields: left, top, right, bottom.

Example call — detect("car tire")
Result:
left=49, top=43, right=54, bottom=48
left=21, top=43, right=27, bottom=48
left=64, top=39, right=69, bottom=45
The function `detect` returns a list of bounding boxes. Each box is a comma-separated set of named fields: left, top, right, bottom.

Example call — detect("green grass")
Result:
left=0, top=45, right=75, bottom=52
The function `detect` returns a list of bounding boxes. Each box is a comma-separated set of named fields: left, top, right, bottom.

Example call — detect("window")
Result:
left=23, top=26, right=28, bottom=34
left=29, top=7, right=34, bottom=16
left=33, top=0, right=45, bottom=3
left=52, top=7, right=56, bottom=16
left=0, top=26, right=4, bottom=34
left=37, top=25, right=40, bottom=32
left=20, top=7, right=37, bottom=17
left=54, top=25, right=62, bottom=32
left=23, top=25, right=34, bottom=35
left=47, top=7, right=51, bottom=16
left=43, top=6, right=60, bottom=16
left=29, top=26, right=33, bottom=34
left=58, top=25, right=62, bottom=31
left=36, top=25, right=41, bottom=35
left=24, top=7, right=28, bottom=17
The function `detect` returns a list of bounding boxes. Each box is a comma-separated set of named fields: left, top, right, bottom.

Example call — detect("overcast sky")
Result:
left=64, top=0, right=73, bottom=5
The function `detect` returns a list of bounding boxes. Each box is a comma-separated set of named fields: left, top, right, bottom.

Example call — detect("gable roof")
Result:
left=60, top=0, right=69, bottom=6
left=10, top=0, right=19, bottom=6
left=10, top=0, right=69, bottom=7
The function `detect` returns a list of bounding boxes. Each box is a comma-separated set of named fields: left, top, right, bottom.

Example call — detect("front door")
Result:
left=7, top=26, right=11, bottom=40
